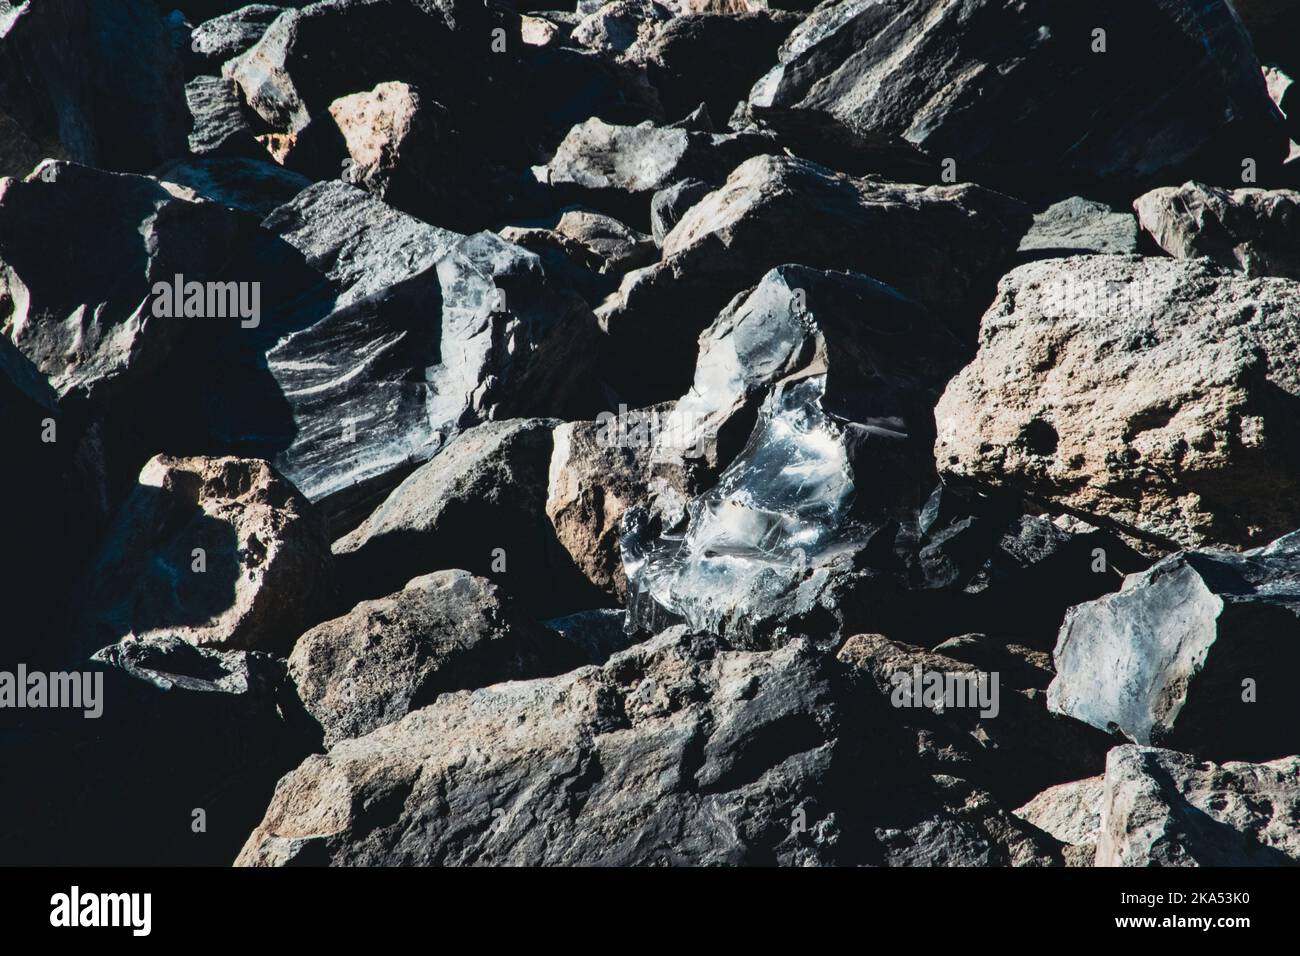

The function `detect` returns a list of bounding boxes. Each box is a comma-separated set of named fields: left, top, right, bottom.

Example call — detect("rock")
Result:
left=625, top=12, right=802, bottom=126
left=597, top=155, right=1029, bottom=398
left=746, top=0, right=1287, bottom=185
left=67, top=454, right=336, bottom=657
left=1096, top=745, right=1300, bottom=866
left=238, top=627, right=1056, bottom=866
left=543, top=608, right=641, bottom=664
left=935, top=256, right=1300, bottom=552
left=521, top=14, right=572, bottom=48
left=1, top=161, right=251, bottom=405
left=0, top=635, right=311, bottom=865
left=155, top=156, right=313, bottom=217
left=190, top=4, right=287, bottom=75
left=1047, top=532, right=1300, bottom=762
left=333, top=419, right=600, bottom=616
left=649, top=176, right=711, bottom=246
left=1263, top=65, right=1300, bottom=142
left=1133, top=181, right=1300, bottom=279
left=502, top=209, right=657, bottom=282
left=186, top=75, right=264, bottom=157
left=838, top=634, right=1114, bottom=808
left=289, top=570, right=585, bottom=745
left=0, top=0, right=189, bottom=177
left=1014, top=776, right=1104, bottom=867
left=571, top=0, right=672, bottom=55
left=547, top=417, right=656, bottom=600
left=1017, top=197, right=1140, bottom=258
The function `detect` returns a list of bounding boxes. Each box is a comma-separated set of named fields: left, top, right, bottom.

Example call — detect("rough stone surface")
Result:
left=67, top=454, right=336, bottom=657
left=1133, top=181, right=1300, bottom=279
left=186, top=74, right=263, bottom=157
left=1014, top=775, right=1104, bottom=866
left=1047, top=532, right=1300, bottom=762
left=935, top=256, right=1300, bottom=552
left=289, top=570, right=585, bottom=745
left=1017, top=197, right=1140, bottom=257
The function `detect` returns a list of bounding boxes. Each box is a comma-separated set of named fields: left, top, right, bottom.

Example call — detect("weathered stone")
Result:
left=186, top=75, right=263, bottom=157
left=67, top=455, right=336, bottom=657
left=935, top=256, right=1300, bottom=551
left=571, top=0, right=672, bottom=55
left=1013, top=776, right=1103, bottom=867
left=1047, top=532, right=1300, bottom=762
left=289, top=570, right=584, bottom=745
left=746, top=0, right=1286, bottom=185
left=1134, top=181, right=1300, bottom=279
left=1096, top=745, right=1300, bottom=866
left=649, top=177, right=711, bottom=246
left=190, top=4, right=288, bottom=75
left=1017, top=197, right=1140, bottom=258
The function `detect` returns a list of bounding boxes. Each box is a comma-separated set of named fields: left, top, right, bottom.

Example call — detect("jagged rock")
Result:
left=502, top=209, right=656, bottom=283
left=155, top=156, right=313, bottom=217
left=546, top=416, right=656, bottom=600
left=0, top=161, right=251, bottom=405
left=186, top=75, right=263, bottom=157
left=544, top=608, right=641, bottom=664
left=1133, top=181, right=1300, bottom=279
left=597, top=155, right=1029, bottom=397
left=746, top=0, right=1286, bottom=185
left=521, top=14, right=573, bottom=48
left=649, top=177, right=711, bottom=246
left=239, top=627, right=1053, bottom=866
left=936, top=256, right=1300, bottom=552
left=289, top=570, right=585, bottom=745
left=0, top=635, right=311, bottom=865
left=838, top=634, right=1114, bottom=807
left=333, top=419, right=599, bottom=616
left=1017, top=197, right=1140, bottom=258
left=67, top=455, right=336, bottom=657
left=0, top=0, right=189, bottom=177
left=571, top=0, right=672, bottom=55
left=1013, top=776, right=1103, bottom=867
left=190, top=4, right=287, bottom=75
left=1096, top=745, right=1300, bottom=866
left=1047, top=532, right=1300, bottom=762
left=625, top=12, right=802, bottom=125
left=535, top=116, right=776, bottom=223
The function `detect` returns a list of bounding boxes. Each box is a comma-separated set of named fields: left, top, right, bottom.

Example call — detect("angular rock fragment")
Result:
left=0, top=0, right=189, bottom=176
left=936, top=256, right=1300, bottom=551
left=746, top=0, right=1287, bottom=184
left=186, top=75, right=264, bottom=157
left=0, top=635, right=311, bottom=866
left=190, top=4, right=288, bottom=75
left=649, top=177, right=711, bottom=246
left=67, top=454, right=335, bottom=657
left=1017, top=197, right=1139, bottom=258
left=597, top=155, right=1029, bottom=397
left=333, top=419, right=600, bottom=616
left=1013, top=776, right=1103, bottom=867
left=0, top=161, right=251, bottom=405
left=289, top=570, right=584, bottom=744
left=1096, top=745, right=1300, bottom=866
left=1133, top=181, right=1300, bottom=279
left=571, top=0, right=672, bottom=55
left=1047, top=532, right=1300, bottom=762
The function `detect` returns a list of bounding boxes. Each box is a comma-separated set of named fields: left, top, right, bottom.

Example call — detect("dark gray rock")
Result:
left=185, top=75, right=263, bottom=157
left=544, top=608, right=642, bottom=664
left=0, top=0, right=189, bottom=177
left=746, top=0, right=1287, bottom=185
left=1048, top=532, right=1300, bottom=762
left=1017, top=197, right=1140, bottom=258
left=190, top=4, right=287, bottom=75
left=289, top=570, right=585, bottom=745
left=1133, top=181, right=1300, bottom=279
left=649, top=177, right=712, bottom=246
left=155, top=156, right=313, bottom=217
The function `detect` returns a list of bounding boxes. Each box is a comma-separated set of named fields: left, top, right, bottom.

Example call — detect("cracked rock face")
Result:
left=746, top=0, right=1286, bottom=184
left=935, top=256, right=1300, bottom=552
left=1047, top=532, right=1300, bottom=762
left=1133, top=181, right=1300, bottom=279
left=1096, top=745, right=1300, bottom=866
left=289, top=570, right=585, bottom=745
left=67, top=454, right=336, bottom=657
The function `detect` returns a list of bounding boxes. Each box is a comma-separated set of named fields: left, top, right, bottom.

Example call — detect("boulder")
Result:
left=289, top=570, right=585, bottom=745
left=0, top=0, right=189, bottom=177
left=1047, top=532, right=1300, bottom=762
left=67, top=455, right=336, bottom=657
left=935, top=256, right=1300, bottom=552
left=746, top=0, right=1287, bottom=185
left=1013, top=776, right=1104, bottom=867
left=333, top=419, right=600, bottom=616
left=597, top=155, right=1029, bottom=398
left=1133, top=181, right=1300, bottom=279
left=1017, top=197, right=1140, bottom=258
left=0, top=161, right=251, bottom=405
left=1096, top=745, right=1300, bottom=866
